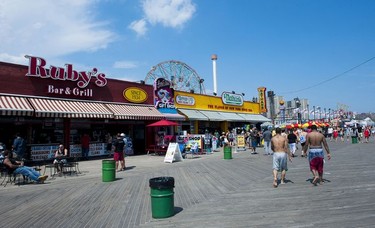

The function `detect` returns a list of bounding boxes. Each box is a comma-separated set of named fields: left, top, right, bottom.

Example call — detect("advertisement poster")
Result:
left=154, top=78, right=175, bottom=110
left=237, top=135, right=246, bottom=150
left=176, top=134, right=202, bottom=151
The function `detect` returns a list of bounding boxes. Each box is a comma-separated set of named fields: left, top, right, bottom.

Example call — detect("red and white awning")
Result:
left=28, top=98, right=113, bottom=118
left=0, top=95, right=34, bottom=116
left=105, top=103, right=164, bottom=120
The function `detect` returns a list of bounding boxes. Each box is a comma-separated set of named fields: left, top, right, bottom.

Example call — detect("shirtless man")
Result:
left=271, top=128, right=292, bottom=188
left=303, top=125, right=331, bottom=185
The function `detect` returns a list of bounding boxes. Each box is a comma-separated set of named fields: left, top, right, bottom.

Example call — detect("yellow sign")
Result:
left=123, top=87, right=148, bottom=103
left=175, top=91, right=260, bottom=114
left=257, top=87, right=267, bottom=113
left=237, top=135, right=246, bottom=148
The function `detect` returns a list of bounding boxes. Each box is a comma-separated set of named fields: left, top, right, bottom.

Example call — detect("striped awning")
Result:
left=162, top=113, right=186, bottom=121
left=0, top=95, right=34, bottom=116
left=105, top=103, right=164, bottom=120
left=178, top=109, right=209, bottom=121
left=28, top=98, right=113, bottom=118
left=237, top=113, right=271, bottom=123
left=199, top=110, right=226, bottom=121
left=218, top=112, right=246, bottom=122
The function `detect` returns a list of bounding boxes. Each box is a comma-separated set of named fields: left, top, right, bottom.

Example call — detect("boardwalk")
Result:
left=1, top=139, right=375, bottom=228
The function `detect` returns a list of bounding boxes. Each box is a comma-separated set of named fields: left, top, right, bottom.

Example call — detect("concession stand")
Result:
left=0, top=56, right=164, bottom=161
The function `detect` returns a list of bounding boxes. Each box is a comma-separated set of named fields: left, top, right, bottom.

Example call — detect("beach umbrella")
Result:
left=318, top=122, right=326, bottom=127
left=302, top=122, right=311, bottom=128
left=146, top=119, right=179, bottom=127
left=286, top=124, right=293, bottom=129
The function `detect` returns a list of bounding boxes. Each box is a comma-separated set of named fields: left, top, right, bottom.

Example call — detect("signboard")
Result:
left=176, top=95, right=195, bottom=106
left=221, top=92, right=244, bottom=106
left=176, top=134, right=202, bottom=150
left=174, top=91, right=260, bottom=114
left=123, top=87, right=148, bottom=103
left=257, top=87, right=267, bottom=113
left=30, top=143, right=106, bottom=161
left=154, top=78, right=175, bottom=109
left=30, top=145, right=59, bottom=161
left=236, top=135, right=246, bottom=151
left=237, top=135, right=245, bottom=147
left=25, top=55, right=107, bottom=89
left=164, top=143, right=183, bottom=163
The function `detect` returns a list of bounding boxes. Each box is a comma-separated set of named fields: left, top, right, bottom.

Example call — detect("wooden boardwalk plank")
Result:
left=1, top=140, right=375, bottom=227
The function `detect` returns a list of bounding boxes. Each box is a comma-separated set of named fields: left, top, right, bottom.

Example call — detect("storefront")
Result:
left=150, top=89, right=271, bottom=154
left=0, top=56, right=164, bottom=160
left=174, top=91, right=270, bottom=134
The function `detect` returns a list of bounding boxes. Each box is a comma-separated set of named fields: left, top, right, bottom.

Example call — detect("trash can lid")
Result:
left=149, top=176, right=174, bottom=189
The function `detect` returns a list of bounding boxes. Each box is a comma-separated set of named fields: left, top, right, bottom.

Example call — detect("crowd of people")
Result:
left=215, top=123, right=374, bottom=188
left=2, top=123, right=373, bottom=187
left=325, top=125, right=374, bottom=143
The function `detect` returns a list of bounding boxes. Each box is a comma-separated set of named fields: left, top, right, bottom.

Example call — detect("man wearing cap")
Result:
left=113, top=133, right=126, bottom=172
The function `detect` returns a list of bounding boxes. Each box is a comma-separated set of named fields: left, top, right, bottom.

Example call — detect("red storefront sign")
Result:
left=25, top=55, right=107, bottom=88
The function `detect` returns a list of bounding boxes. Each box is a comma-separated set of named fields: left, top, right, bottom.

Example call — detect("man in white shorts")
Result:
left=271, top=128, right=293, bottom=188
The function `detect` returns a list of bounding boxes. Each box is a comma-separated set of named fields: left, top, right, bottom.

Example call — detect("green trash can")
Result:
left=351, top=136, right=358, bottom=144
left=102, top=160, right=116, bottom=182
left=224, top=146, right=232, bottom=159
left=149, top=177, right=175, bottom=218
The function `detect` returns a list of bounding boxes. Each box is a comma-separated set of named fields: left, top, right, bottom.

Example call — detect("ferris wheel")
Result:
left=145, top=60, right=206, bottom=94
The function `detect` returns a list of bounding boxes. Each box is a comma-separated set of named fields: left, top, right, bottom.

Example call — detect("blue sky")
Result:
left=1, top=0, right=375, bottom=113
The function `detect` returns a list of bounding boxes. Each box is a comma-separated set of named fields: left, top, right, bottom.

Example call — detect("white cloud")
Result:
left=113, top=60, right=139, bottom=69
left=0, top=0, right=115, bottom=64
left=0, top=53, right=29, bottom=65
left=143, top=0, right=196, bottom=27
left=128, top=19, right=148, bottom=37
left=129, top=0, right=196, bottom=36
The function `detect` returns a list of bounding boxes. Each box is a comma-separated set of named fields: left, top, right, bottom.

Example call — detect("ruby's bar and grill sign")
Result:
left=25, top=55, right=107, bottom=97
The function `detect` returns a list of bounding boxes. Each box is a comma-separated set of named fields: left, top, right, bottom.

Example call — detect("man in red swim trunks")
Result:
left=303, top=125, right=332, bottom=185
left=113, top=133, right=126, bottom=172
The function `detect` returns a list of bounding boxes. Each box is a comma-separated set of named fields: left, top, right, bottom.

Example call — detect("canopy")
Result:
left=146, top=119, right=179, bottom=127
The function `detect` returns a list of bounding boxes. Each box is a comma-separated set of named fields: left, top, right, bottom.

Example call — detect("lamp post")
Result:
left=307, top=104, right=310, bottom=121
left=318, top=107, right=321, bottom=121
left=267, top=91, right=275, bottom=125
left=313, top=106, right=316, bottom=121
left=294, top=97, right=301, bottom=124
left=328, top=108, right=331, bottom=122
left=324, top=108, right=326, bottom=121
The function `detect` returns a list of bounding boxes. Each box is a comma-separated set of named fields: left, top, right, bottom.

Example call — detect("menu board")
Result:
left=164, top=143, right=183, bottom=163
left=30, top=143, right=106, bottom=161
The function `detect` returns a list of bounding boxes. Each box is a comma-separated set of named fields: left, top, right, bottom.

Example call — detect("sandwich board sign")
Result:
left=164, top=143, right=183, bottom=163
left=236, top=135, right=246, bottom=151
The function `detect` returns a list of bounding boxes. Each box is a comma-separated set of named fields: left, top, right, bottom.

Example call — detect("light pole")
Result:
left=313, top=106, right=316, bottom=121
left=318, top=107, right=321, bottom=120
left=267, top=91, right=275, bottom=125
left=324, top=108, right=326, bottom=121
left=294, top=97, right=301, bottom=124
left=307, top=104, right=310, bottom=121
left=328, top=108, right=331, bottom=122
